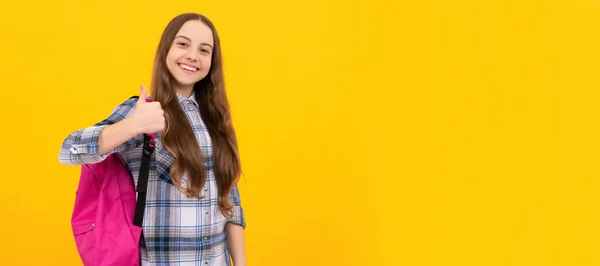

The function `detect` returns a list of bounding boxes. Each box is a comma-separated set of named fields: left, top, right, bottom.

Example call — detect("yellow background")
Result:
left=1, top=0, right=600, bottom=265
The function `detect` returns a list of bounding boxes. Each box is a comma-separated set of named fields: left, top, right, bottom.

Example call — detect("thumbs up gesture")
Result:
left=130, top=85, right=166, bottom=135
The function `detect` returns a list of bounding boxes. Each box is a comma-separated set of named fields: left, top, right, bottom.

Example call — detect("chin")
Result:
left=174, top=78, right=199, bottom=87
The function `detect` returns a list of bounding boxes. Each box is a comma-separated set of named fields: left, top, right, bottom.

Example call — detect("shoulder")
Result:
left=94, top=96, right=139, bottom=127
left=109, top=96, right=139, bottom=113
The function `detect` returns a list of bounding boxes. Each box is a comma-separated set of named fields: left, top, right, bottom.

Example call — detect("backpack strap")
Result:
left=127, top=95, right=156, bottom=227
left=134, top=133, right=154, bottom=227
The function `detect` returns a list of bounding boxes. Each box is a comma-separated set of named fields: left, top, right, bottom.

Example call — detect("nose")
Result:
left=185, top=50, right=199, bottom=62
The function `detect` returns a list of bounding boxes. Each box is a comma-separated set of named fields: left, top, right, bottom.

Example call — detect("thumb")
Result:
left=138, top=85, right=148, bottom=105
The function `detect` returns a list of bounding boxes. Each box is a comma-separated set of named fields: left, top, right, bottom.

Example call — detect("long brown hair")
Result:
left=151, top=13, right=241, bottom=217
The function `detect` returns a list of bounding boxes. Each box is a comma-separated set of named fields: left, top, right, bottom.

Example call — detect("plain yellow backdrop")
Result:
left=1, top=0, right=600, bottom=265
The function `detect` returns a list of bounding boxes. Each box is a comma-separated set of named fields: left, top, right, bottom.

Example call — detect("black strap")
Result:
left=134, top=133, right=155, bottom=227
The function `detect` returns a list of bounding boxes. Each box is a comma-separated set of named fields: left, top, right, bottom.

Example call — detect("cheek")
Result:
left=201, top=58, right=212, bottom=73
left=166, top=48, right=185, bottom=62
left=165, top=53, right=177, bottom=70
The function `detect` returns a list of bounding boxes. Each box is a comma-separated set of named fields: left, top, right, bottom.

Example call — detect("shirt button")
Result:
left=205, top=211, right=209, bottom=215
left=204, top=262, right=209, bottom=265
left=204, top=188, right=208, bottom=191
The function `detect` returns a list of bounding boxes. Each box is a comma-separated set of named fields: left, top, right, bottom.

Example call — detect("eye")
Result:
left=177, top=42, right=188, bottom=47
left=201, top=48, right=211, bottom=54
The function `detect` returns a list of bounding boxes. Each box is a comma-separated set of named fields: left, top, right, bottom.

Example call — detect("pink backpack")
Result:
left=71, top=97, right=154, bottom=266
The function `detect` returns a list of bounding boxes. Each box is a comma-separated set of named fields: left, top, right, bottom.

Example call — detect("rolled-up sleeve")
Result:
left=226, top=185, right=246, bottom=229
left=58, top=98, right=140, bottom=165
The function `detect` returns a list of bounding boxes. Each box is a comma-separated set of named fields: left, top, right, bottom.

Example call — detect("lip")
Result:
left=177, top=63, right=200, bottom=74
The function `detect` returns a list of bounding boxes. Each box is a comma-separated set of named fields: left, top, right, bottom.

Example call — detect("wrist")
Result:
left=122, top=117, right=140, bottom=136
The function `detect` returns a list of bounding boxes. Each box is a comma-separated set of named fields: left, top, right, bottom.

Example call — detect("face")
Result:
left=166, top=20, right=214, bottom=93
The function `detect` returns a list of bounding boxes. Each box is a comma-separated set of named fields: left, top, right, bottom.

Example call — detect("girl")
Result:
left=59, top=13, right=246, bottom=266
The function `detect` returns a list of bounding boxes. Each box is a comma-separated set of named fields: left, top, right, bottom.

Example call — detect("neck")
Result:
left=175, top=86, right=194, bottom=98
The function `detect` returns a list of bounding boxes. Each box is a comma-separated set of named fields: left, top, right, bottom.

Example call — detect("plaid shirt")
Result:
left=59, top=92, right=245, bottom=266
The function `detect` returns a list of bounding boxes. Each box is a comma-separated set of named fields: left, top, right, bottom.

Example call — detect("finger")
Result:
left=138, top=85, right=147, bottom=105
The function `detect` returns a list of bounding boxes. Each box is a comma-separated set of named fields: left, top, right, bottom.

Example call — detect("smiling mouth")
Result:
left=178, top=63, right=199, bottom=73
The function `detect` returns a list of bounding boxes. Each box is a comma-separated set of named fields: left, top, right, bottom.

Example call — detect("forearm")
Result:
left=226, top=223, right=246, bottom=266
left=98, top=118, right=139, bottom=155
left=58, top=97, right=141, bottom=166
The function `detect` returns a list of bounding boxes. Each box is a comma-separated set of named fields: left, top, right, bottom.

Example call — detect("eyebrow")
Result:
left=175, top=35, right=213, bottom=49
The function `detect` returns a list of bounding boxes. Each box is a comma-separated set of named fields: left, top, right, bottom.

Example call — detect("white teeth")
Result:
left=179, top=64, right=197, bottom=71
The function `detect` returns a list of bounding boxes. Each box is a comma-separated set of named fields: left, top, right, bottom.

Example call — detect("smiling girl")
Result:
left=59, top=13, right=246, bottom=266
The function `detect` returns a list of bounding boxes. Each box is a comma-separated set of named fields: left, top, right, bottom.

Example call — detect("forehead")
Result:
left=176, top=20, right=214, bottom=46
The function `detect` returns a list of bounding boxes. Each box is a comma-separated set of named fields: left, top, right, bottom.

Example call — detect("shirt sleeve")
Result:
left=58, top=97, right=142, bottom=165
left=226, top=184, right=246, bottom=229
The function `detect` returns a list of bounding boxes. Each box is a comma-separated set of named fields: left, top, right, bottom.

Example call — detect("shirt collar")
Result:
left=176, top=90, right=199, bottom=107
